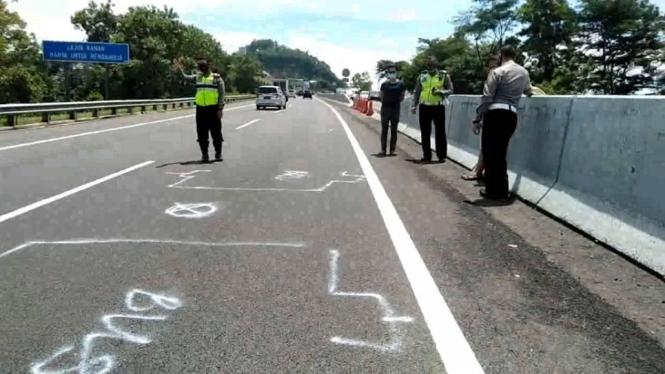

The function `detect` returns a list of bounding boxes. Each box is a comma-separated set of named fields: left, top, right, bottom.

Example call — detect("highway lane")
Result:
left=0, top=98, right=452, bottom=373
left=0, top=101, right=270, bottom=221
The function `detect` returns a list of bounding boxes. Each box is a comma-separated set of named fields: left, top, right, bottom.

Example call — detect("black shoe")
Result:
left=201, top=154, right=210, bottom=163
left=480, top=189, right=509, bottom=201
left=378, top=151, right=387, bottom=157
left=389, top=150, right=396, bottom=156
left=417, top=157, right=432, bottom=164
left=437, top=157, right=446, bottom=163
left=215, top=152, right=223, bottom=161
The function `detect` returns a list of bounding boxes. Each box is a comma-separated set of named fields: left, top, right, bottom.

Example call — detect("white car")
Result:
left=256, top=86, right=287, bottom=110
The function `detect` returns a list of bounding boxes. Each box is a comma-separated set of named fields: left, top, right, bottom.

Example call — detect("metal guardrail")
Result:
left=0, top=95, right=254, bottom=127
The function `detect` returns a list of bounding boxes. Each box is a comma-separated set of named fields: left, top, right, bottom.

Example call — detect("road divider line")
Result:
left=0, top=103, right=254, bottom=152
left=317, top=97, right=485, bottom=374
left=0, top=160, right=154, bottom=225
left=236, top=119, right=261, bottom=130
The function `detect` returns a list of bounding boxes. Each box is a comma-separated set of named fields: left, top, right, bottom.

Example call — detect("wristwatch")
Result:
left=472, top=120, right=481, bottom=124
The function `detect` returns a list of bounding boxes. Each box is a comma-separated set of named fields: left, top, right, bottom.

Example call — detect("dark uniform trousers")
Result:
left=418, top=104, right=446, bottom=160
left=195, top=104, right=223, bottom=156
left=380, top=105, right=400, bottom=153
left=481, top=109, right=518, bottom=198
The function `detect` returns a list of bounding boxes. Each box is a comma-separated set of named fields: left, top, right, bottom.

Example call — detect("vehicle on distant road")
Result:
left=369, top=90, right=380, bottom=101
left=303, top=90, right=313, bottom=99
left=256, top=86, right=287, bottom=110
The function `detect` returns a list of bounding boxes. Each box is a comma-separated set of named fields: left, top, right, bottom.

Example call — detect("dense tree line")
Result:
left=376, top=0, right=665, bottom=95
left=0, top=0, right=340, bottom=104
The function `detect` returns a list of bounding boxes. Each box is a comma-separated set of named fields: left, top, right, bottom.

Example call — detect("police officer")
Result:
left=175, top=56, right=225, bottom=163
left=411, top=56, right=453, bottom=163
left=472, top=45, right=533, bottom=200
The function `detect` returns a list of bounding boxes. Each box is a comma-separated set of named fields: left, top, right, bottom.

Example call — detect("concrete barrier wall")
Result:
left=391, top=95, right=665, bottom=276
left=318, top=93, right=351, bottom=104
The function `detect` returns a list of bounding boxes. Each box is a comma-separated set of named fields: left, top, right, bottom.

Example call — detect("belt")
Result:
left=420, top=101, right=445, bottom=106
left=489, top=103, right=517, bottom=112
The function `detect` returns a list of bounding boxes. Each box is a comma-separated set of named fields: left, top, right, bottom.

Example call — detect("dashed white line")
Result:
left=235, top=119, right=261, bottom=130
left=318, top=97, right=485, bottom=374
left=0, top=103, right=254, bottom=152
left=0, top=161, right=154, bottom=225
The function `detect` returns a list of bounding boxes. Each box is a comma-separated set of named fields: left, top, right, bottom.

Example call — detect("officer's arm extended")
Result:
left=474, top=70, right=500, bottom=122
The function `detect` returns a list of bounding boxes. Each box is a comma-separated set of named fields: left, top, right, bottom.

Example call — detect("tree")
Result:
left=518, top=0, right=577, bottom=83
left=229, top=55, right=263, bottom=93
left=577, top=0, right=665, bottom=94
left=71, top=0, right=118, bottom=42
left=0, top=0, right=50, bottom=103
left=351, top=72, right=372, bottom=91
left=455, top=0, right=520, bottom=70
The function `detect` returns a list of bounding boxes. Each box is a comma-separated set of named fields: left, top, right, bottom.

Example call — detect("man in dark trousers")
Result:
left=175, top=56, right=225, bottom=163
left=410, top=56, right=453, bottom=163
left=473, top=45, right=533, bottom=200
left=378, top=64, right=406, bottom=156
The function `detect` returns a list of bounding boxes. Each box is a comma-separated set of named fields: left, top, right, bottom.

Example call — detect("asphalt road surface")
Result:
left=0, top=97, right=663, bottom=374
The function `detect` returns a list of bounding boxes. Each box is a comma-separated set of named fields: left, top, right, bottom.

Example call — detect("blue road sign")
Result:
left=42, top=41, right=130, bottom=64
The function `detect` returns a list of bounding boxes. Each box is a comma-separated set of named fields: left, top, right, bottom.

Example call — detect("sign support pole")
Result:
left=64, top=62, right=71, bottom=102
left=104, top=65, right=110, bottom=100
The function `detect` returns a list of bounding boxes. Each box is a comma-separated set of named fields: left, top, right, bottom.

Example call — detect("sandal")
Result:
left=461, top=173, right=482, bottom=181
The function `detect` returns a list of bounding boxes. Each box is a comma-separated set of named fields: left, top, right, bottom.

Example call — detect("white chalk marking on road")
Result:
left=235, top=119, right=261, bottom=130
left=275, top=170, right=310, bottom=181
left=168, top=170, right=365, bottom=192
left=165, top=202, right=217, bottom=218
left=0, top=104, right=254, bottom=153
left=31, top=289, right=181, bottom=374
left=318, top=97, right=485, bottom=373
left=328, top=249, right=413, bottom=353
left=0, top=160, right=154, bottom=225
left=0, top=239, right=305, bottom=259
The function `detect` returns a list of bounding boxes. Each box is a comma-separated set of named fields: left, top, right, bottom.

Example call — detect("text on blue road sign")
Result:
left=42, top=41, right=130, bottom=64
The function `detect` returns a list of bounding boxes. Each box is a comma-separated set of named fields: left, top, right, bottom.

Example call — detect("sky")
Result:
left=8, top=0, right=471, bottom=88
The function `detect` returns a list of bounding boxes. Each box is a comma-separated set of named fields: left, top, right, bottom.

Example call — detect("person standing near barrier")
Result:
left=473, top=45, right=533, bottom=200
left=410, top=56, right=454, bottom=163
left=378, top=65, right=406, bottom=156
left=174, top=56, right=225, bottom=163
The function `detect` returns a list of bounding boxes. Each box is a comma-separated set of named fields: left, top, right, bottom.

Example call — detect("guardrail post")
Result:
left=172, top=103, right=176, bottom=109
left=69, top=111, right=76, bottom=121
left=163, top=104, right=168, bottom=111
left=128, top=107, right=134, bottom=115
left=8, top=115, right=17, bottom=127
left=153, top=104, right=158, bottom=111
left=141, top=105, right=146, bottom=113
left=92, top=109, right=99, bottom=119
left=179, top=102, right=184, bottom=108
left=41, top=113, right=50, bottom=123
left=187, top=102, right=192, bottom=107
left=111, top=108, right=117, bottom=115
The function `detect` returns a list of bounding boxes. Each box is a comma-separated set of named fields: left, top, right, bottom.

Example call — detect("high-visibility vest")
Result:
left=419, top=70, right=446, bottom=105
left=195, top=74, right=219, bottom=107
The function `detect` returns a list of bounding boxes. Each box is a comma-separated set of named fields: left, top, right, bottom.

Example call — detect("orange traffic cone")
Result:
left=366, top=101, right=374, bottom=116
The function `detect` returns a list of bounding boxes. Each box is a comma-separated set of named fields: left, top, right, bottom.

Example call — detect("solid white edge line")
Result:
left=0, top=103, right=254, bottom=152
left=316, top=97, right=485, bottom=374
left=235, top=119, right=261, bottom=130
left=0, top=160, right=154, bottom=224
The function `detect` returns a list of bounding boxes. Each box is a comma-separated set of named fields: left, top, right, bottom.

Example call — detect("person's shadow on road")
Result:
left=155, top=159, right=224, bottom=168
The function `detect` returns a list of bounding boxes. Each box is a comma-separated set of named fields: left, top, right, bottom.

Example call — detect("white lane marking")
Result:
left=328, top=249, right=413, bottom=353
left=165, top=202, right=217, bottom=218
left=0, top=103, right=254, bottom=152
left=167, top=170, right=365, bottom=192
left=0, top=239, right=305, bottom=259
left=31, top=289, right=182, bottom=374
left=318, top=98, right=485, bottom=374
left=235, top=119, right=260, bottom=130
left=0, top=161, right=154, bottom=225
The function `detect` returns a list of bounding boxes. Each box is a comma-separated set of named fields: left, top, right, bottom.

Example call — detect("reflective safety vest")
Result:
left=195, top=74, right=219, bottom=107
left=419, top=70, right=446, bottom=105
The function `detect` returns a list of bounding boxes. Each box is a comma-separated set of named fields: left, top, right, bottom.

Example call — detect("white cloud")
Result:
left=213, top=30, right=263, bottom=54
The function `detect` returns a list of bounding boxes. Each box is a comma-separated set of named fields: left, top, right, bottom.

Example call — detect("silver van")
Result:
left=256, top=86, right=287, bottom=110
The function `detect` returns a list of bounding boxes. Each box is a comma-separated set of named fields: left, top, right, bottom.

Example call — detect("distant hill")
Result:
left=241, top=39, right=342, bottom=90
